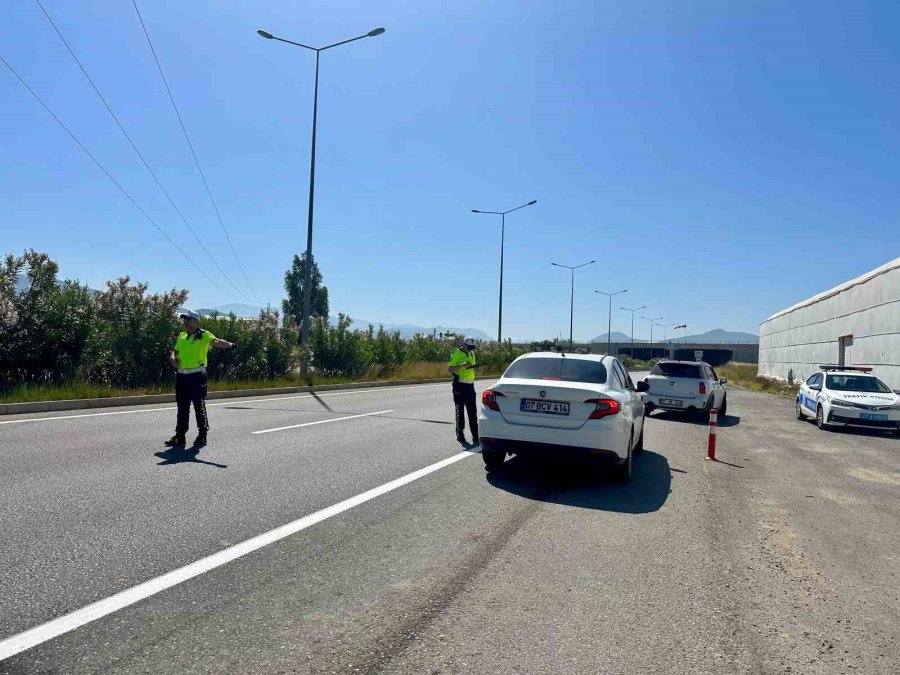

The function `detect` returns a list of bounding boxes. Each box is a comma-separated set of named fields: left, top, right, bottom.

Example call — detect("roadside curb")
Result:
left=0, top=376, right=496, bottom=416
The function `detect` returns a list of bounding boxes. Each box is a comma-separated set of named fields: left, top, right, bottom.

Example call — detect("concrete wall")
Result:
left=759, top=258, right=900, bottom=388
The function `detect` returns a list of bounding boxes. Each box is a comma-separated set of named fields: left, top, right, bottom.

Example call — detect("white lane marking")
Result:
left=0, top=383, right=449, bottom=426
left=0, top=449, right=477, bottom=662
left=252, top=410, right=394, bottom=435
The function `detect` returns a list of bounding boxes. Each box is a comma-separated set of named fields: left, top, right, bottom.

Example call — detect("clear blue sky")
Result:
left=2, top=0, right=898, bottom=341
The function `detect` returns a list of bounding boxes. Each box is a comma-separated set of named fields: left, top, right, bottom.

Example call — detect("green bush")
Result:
left=308, top=314, right=373, bottom=378
left=201, top=311, right=297, bottom=381
left=1, top=251, right=102, bottom=388
left=0, top=250, right=297, bottom=392
left=1, top=250, right=525, bottom=396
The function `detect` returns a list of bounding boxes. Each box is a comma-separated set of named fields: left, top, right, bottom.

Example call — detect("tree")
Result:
left=93, top=277, right=188, bottom=387
left=0, top=250, right=98, bottom=387
left=282, top=252, right=329, bottom=330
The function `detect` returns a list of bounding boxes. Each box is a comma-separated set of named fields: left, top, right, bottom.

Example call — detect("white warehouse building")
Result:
left=759, top=257, right=900, bottom=389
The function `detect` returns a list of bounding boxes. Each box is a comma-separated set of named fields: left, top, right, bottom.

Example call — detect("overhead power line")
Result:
left=0, top=53, right=230, bottom=296
left=131, top=0, right=262, bottom=306
left=34, top=0, right=247, bottom=302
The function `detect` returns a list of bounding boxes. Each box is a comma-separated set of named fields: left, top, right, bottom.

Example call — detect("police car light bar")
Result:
left=819, top=364, right=873, bottom=373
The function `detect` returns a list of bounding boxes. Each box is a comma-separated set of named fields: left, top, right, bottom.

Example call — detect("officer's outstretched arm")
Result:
left=211, top=338, right=236, bottom=350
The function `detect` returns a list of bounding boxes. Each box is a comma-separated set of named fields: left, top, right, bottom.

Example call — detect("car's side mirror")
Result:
left=719, top=378, right=728, bottom=385
left=810, top=384, right=821, bottom=391
left=635, top=380, right=650, bottom=392
left=894, top=389, right=900, bottom=395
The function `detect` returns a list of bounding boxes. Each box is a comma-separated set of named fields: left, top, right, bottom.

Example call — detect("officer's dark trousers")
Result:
left=452, top=380, right=478, bottom=440
left=175, top=372, right=209, bottom=437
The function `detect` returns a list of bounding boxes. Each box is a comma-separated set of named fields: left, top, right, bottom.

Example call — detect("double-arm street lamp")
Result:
left=595, top=289, right=627, bottom=356
left=641, top=315, right=663, bottom=359
left=552, top=260, right=596, bottom=348
left=257, top=26, right=386, bottom=344
left=471, top=200, right=537, bottom=343
left=657, top=321, right=677, bottom=359
left=620, top=305, right=646, bottom=358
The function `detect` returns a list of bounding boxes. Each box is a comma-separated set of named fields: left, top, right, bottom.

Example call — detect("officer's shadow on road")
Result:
left=486, top=449, right=672, bottom=514
left=154, top=445, right=228, bottom=469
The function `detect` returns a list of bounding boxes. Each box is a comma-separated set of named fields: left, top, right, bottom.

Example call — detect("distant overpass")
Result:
left=588, top=342, right=759, bottom=366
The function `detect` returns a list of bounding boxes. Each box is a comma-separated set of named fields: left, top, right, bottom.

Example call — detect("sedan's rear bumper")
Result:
left=477, top=410, right=629, bottom=460
left=480, top=437, right=626, bottom=464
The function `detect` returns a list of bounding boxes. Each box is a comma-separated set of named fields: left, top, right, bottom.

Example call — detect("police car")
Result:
left=796, top=365, right=900, bottom=434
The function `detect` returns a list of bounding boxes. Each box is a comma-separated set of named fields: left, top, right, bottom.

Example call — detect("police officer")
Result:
left=164, top=310, right=235, bottom=448
left=448, top=336, right=479, bottom=445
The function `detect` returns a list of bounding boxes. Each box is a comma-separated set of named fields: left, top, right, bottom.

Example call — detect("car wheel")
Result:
left=719, top=393, right=728, bottom=417
left=482, top=448, right=506, bottom=471
left=634, top=425, right=645, bottom=453
left=795, top=399, right=805, bottom=420
left=816, top=405, right=830, bottom=431
left=613, top=436, right=632, bottom=483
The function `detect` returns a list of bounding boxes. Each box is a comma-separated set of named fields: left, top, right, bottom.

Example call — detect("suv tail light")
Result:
left=482, top=389, right=504, bottom=411
left=699, top=381, right=707, bottom=395
left=585, top=398, right=621, bottom=420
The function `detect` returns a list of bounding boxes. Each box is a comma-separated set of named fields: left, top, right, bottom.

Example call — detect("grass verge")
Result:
left=717, top=362, right=797, bottom=398
left=0, top=361, right=512, bottom=405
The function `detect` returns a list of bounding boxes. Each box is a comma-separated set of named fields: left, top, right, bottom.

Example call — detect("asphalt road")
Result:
left=1, top=376, right=898, bottom=674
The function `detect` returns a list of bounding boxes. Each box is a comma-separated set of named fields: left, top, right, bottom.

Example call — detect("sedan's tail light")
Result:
left=585, top=398, right=620, bottom=419
left=699, top=381, right=707, bottom=395
left=482, top=389, right=504, bottom=411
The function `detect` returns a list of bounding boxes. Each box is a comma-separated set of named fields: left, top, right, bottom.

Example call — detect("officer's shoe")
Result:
left=471, top=436, right=480, bottom=446
left=164, top=435, right=186, bottom=447
left=193, top=434, right=207, bottom=448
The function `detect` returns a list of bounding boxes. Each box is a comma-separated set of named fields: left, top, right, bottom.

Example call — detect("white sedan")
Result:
left=477, top=352, right=649, bottom=481
left=796, top=366, right=900, bottom=434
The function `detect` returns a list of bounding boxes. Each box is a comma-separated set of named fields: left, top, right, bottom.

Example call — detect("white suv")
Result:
left=796, top=365, right=900, bottom=434
left=643, top=360, right=727, bottom=417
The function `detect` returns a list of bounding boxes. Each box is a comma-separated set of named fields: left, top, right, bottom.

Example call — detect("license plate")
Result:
left=660, top=398, right=682, bottom=406
left=859, top=413, right=888, bottom=421
left=520, top=399, right=570, bottom=415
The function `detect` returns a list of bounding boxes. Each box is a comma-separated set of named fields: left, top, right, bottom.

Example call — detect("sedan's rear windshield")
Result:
left=650, top=363, right=702, bottom=379
left=826, top=375, right=891, bottom=393
left=504, top=357, right=608, bottom=384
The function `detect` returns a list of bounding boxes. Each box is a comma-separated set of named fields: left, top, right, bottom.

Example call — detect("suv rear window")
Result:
left=504, top=357, right=608, bottom=384
left=651, top=362, right=702, bottom=379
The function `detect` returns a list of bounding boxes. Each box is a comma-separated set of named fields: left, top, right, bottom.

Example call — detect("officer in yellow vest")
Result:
left=448, top=336, right=479, bottom=445
left=165, top=310, right=235, bottom=448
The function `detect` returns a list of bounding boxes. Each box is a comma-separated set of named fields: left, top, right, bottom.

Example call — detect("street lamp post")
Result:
left=472, top=200, right=537, bottom=343
left=257, top=26, right=385, bottom=344
left=620, top=305, right=646, bottom=358
left=551, top=260, right=596, bottom=348
left=595, top=289, right=627, bottom=356
left=657, top=322, right=676, bottom=359
left=641, top=315, right=663, bottom=359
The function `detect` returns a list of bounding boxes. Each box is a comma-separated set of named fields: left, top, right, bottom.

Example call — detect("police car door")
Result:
left=800, top=373, right=822, bottom=413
